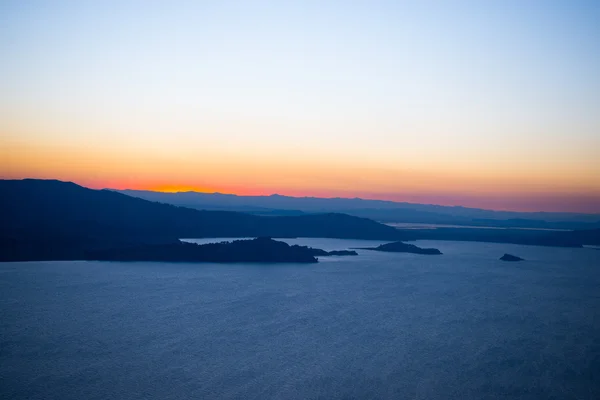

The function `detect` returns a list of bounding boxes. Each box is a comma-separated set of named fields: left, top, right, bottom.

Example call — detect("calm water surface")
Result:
left=1, top=239, right=599, bottom=400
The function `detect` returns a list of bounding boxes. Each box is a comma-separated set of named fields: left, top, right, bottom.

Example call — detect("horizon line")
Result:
left=111, top=186, right=599, bottom=216
left=3, top=177, right=599, bottom=215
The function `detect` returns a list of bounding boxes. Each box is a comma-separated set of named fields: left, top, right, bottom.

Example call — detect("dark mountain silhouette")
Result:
left=0, top=179, right=401, bottom=261
left=1, top=179, right=598, bottom=262
left=116, top=189, right=600, bottom=230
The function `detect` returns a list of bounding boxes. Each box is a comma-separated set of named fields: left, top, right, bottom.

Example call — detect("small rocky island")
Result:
left=355, top=241, right=442, bottom=255
left=500, top=253, right=524, bottom=262
left=87, top=237, right=357, bottom=263
left=307, top=248, right=358, bottom=257
left=326, top=250, right=358, bottom=256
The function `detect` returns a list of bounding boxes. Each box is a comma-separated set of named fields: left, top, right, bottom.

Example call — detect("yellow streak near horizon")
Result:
left=2, top=136, right=599, bottom=200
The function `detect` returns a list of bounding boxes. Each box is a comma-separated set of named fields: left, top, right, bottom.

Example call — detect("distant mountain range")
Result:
left=0, top=179, right=401, bottom=261
left=116, top=189, right=600, bottom=230
left=2, top=179, right=599, bottom=262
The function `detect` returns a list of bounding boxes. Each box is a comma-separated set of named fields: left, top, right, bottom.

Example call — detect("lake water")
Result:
left=1, top=239, right=599, bottom=400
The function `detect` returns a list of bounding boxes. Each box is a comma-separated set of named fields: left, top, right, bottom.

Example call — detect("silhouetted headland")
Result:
left=89, top=238, right=322, bottom=263
left=0, top=179, right=401, bottom=262
left=500, top=253, right=524, bottom=262
left=1, top=179, right=599, bottom=262
left=88, top=238, right=359, bottom=262
left=356, top=241, right=442, bottom=255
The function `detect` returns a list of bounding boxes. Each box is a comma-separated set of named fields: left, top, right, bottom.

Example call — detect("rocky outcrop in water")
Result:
left=500, top=253, right=524, bottom=262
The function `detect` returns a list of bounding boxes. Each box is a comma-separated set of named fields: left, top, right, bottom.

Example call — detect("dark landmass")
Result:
left=305, top=248, right=358, bottom=256
left=88, top=237, right=319, bottom=263
left=117, top=189, right=600, bottom=230
left=564, top=229, right=600, bottom=246
left=356, top=241, right=442, bottom=255
left=0, top=179, right=399, bottom=241
left=0, top=179, right=401, bottom=262
left=1, top=179, right=598, bottom=263
left=324, top=250, right=358, bottom=256
left=390, top=227, right=591, bottom=248
left=500, top=254, right=524, bottom=262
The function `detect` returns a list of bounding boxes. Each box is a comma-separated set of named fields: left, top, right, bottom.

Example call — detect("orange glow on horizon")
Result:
left=2, top=139, right=599, bottom=213
left=150, top=185, right=219, bottom=194
left=76, top=179, right=599, bottom=214
left=2, top=1, right=600, bottom=214
left=2, top=169, right=599, bottom=213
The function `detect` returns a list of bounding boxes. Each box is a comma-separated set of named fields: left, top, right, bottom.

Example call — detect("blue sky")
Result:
left=1, top=0, right=599, bottom=211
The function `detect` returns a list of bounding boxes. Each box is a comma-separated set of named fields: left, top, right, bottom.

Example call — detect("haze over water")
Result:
left=2, top=239, right=599, bottom=400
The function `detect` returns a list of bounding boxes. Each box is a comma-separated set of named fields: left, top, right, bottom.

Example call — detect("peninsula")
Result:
left=88, top=237, right=324, bottom=263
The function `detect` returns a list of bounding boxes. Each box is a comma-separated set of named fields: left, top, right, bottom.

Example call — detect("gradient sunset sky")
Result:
left=1, top=1, right=599, bottom=212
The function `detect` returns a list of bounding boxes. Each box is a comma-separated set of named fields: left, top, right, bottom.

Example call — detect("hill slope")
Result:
left=0, top=179, right=402, bottom=261
left=117, top=189, right=600, bottom=229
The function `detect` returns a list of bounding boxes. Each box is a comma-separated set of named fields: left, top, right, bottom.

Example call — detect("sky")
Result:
left=1, top=0, right=599, bottom=212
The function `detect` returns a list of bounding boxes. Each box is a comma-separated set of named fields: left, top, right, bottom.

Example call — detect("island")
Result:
left=3, top=179, right=595, bottom=264
left=1, top=179, right=408, bottom=262
left=500, top=253, right=524, bottom=262
left=354, top=241, right=442, bottom=255
left=324, top=250, right=358, bottom=256
left=87, top=237, right=321, bottom=263
left=306, top=248, right=358, bottom=256
left=85, top=237, right=360, bottom=263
